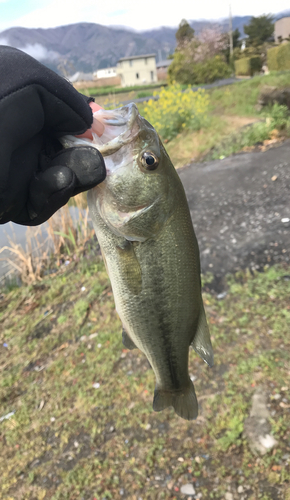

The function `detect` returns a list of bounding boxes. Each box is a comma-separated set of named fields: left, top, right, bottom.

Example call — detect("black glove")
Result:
left=0, top=45, right=106, bottom=226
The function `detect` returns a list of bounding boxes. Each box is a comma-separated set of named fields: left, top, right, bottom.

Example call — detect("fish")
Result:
left=62, top=103, right=213, bottom=420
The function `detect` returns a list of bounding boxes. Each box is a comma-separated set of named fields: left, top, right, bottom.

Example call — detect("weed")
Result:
left=143, top=83, right=210, bottom=141
left=217, top=415, right=244, bottom=450
left=206, top=103, right=290, bottom=160
left=1, top=193, right=94, bottom=287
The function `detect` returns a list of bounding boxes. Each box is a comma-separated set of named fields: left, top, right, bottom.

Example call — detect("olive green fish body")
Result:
left=64, top=104, right=213, bottom=420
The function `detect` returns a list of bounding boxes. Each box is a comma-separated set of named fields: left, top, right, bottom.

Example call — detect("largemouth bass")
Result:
left=62, top=104, right=213, bottom=420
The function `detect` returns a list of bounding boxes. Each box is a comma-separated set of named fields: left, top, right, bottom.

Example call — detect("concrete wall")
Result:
left=157, top=67, right=168, bottom=81
left=73, top=75, right=121, bottom=89
left=275, top=17, right=290, bottom=42
left=117, top=56, right=157, bottom=87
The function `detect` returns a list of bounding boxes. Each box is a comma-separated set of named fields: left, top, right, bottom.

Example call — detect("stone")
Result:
left=180, top=484, right=196, bottom=496
left=244, top=387, right=278, bottom=455
left=237, top=485, right=244, bottom=494
left=225, top=493, right=233, bottom=500
left=257, top=86, right=290, bottom=111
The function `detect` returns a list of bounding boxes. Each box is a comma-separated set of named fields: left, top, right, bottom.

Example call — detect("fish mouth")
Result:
left=90, top=103, right=140, bottom=157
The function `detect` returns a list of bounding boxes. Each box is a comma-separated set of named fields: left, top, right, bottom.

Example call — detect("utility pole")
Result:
left=229, top=3, right=233, bottom=60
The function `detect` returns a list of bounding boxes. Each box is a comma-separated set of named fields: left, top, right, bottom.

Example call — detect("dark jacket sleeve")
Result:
left=0, top=46, right=106, bottom=226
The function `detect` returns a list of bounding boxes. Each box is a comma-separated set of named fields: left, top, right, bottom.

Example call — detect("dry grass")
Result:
left=164, top=114, right=258, bottom=168
left=0, top=194, right=94, bottom=286
left=0, top=226, right=50, bottom=285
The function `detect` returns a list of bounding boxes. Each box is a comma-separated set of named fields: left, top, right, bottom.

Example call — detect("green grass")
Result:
left=79, top=82, right=166, bottom=98
left=1, top=251, right=290, bottom=499
left=138, top=71, right=290, bottom=166
left=210, top=71, right=290, bottom=116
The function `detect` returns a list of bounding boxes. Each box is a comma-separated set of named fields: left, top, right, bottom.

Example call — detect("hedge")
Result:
left=235, top=56, right=263, bottom=76
left=267, top=43, right=290, bottom=71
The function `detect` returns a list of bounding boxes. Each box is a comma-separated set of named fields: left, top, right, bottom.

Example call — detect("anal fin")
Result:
left=191, top=303, right=214, bottom=367
left=122, top=327, right=137, bottom=350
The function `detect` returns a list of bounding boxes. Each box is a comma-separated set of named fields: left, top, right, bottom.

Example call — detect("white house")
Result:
left=117, top=54, right=157, bottom=87
left=93, top=67, right=117, bottom=80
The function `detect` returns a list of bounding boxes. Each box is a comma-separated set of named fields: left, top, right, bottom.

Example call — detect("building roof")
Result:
left=275, top=15, right=290, bottom=22
left=156, top=59, right=172, bottom=68
left=118, top=54, right=156, bottom=62
left=68, top=71, right=94, bottom=83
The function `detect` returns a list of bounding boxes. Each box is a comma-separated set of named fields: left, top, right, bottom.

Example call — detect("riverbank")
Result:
left=1, top=138, right=290, bottom=498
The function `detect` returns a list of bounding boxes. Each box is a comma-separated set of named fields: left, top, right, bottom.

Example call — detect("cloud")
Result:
left=0, top=37, right=59, bottom=61
left=18, top=43, right=59, bottom=61
left=0, top=37, right=9, bottom=45
left=0, top=0, right=289, bottom=33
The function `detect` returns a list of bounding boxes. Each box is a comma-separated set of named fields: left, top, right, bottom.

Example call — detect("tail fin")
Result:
left=191, top=303, right=214, bottom=368
left=153, top=380, right=198, bottom=421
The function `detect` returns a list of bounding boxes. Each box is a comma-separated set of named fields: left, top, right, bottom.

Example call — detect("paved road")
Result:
left=179, top=141, right=290, bottom=291
left=1, top=141, right=289, bottom=289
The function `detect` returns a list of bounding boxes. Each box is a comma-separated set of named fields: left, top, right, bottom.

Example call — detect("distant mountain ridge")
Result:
left=0, top=13, right=286, bottom=75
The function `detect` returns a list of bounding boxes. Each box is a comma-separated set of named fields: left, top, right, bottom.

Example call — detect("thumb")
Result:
left=20, top=146, right=106, bottom=225
left=50, top=146, right=106, bottom=195
left=25, top=165, right=77, bottom=225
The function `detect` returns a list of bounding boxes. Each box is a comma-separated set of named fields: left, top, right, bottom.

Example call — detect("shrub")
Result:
left=142, top=83, right=210, bottom=141
left=267, top=42, right=290, bottom=71
left=235, top=56, right=263, bottom=76
left=250, top=56, right=263, bottom=74
left=194, top=56, right=232, bottom=83
left=168, top=51, right=198, bottom=85
left=169, top=53, right=231, bottom=85
left=267, top=46, right=280, bottom=70
left=205, top=103, right=290, bottom=160
left=265, top=102, right=290, bottom=129
left=235, top=58, right=250, bottom=76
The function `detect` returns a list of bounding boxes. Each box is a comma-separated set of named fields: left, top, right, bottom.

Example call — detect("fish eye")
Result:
left=140, top=151, right=159, bottom=171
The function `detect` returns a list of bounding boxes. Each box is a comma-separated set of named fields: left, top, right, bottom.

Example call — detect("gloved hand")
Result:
left=0, top=45, right=106, bottom=226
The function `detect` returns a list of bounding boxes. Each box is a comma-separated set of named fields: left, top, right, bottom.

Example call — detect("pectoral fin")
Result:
left=191, top=304, right=214, bottom=368
left=122, top=327, right=137, bottom=350
left=116, top=240, right=142, bottom=295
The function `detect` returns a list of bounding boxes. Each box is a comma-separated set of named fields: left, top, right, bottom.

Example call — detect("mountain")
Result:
left=0, top=13, right=285, bottom=76
left=0, top=23, right=179, bottom=75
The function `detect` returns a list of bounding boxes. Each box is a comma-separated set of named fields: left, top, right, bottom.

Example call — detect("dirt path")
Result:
left=179, top=141, right=290, bottom=291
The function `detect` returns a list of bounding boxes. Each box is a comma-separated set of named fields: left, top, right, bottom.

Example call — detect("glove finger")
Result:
left=50, top=146, right=106, bottom=195
left=19, top=165, right=76, bottom=226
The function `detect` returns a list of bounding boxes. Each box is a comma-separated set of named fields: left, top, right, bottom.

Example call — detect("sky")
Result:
left=0, top=0, right=289, bottom=33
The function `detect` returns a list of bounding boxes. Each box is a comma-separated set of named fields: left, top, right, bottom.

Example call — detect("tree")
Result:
left=169, top=21, right=231, bottom=85
left=223, top=28, right=241, bottom=64
left=175, top=19, right=195, bottom=50
left=194, top=26, right=228, bottom=63
left=168, top=50, right=198, bottom=85
left=244, top=15, right=274, bottom=46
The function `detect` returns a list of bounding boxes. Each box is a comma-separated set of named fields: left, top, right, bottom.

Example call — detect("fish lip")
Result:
left=94, top=103, right=140, bottom=157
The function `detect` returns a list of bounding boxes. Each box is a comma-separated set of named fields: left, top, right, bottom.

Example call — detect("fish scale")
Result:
left=62, top=103, right=213, bottom=420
